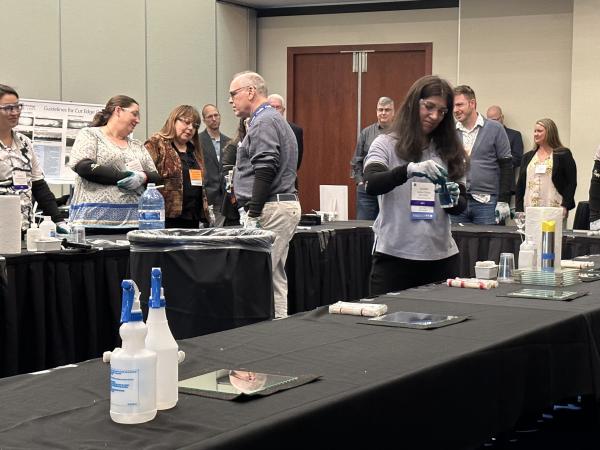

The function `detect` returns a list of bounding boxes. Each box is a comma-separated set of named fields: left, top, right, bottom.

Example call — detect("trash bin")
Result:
left=128, top=228, right=275, bottom=339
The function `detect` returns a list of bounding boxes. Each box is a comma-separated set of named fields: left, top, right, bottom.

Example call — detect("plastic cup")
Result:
left=438, top=183, right=453, bottom=209
left=498, top=253, right=515, bottom=283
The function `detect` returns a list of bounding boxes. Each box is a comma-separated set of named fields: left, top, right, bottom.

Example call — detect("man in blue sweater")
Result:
left=451, top=85, right=513, bottom=225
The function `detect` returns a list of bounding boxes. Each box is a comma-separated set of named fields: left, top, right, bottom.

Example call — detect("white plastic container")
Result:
left=108, top=280, right=157, bottom=424
left=35, top=238, right=61, bottom=251
left=39, top=216, right=56, bottom=238
left=518, top=240, right=537, bottom=270
left=145, top=267, right=184, bottom=410
left=26, top=222, right=42, bottom=251
left=475, top=261, right=498, bottom=279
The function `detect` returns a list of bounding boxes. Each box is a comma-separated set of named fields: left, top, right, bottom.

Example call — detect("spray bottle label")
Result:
left=110, top=368, right=139, bottom=406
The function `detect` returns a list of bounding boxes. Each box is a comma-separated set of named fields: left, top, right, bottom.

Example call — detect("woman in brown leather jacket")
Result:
left=145, top=105, right=211, bottom=228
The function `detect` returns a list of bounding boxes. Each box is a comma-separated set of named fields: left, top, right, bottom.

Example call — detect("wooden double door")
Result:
left=287, top=43, right=432, bottom=219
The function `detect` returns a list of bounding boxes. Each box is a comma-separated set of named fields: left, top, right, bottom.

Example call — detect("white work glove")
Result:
left=117, top=171, right=147, bottom=190
left=56, top=221, right=71, bottom=235
left=495, top=201, right=511, bottom=224
left=238, top=207, right=248, bottom=227
left=244, top=216, right=261, bottom=229
left=590, top=218, right=600, bottom=231
left=407, top=160, right=448, bottom=184
left=435, top=182, right=460, bottom=206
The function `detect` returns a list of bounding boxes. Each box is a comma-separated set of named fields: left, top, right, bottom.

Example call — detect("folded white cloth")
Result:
left=446, top=278, right=498, bottom=290
left=328, top=301, right=387, bottom=317
left=561, top=259, right=594, bottom=269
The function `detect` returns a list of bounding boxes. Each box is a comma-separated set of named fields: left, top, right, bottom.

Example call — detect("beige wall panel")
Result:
left=257, top=8, right=459, bottom=103
left=216, top=2, right=257, bottom=137
left=1, top=0, right=61, bottom=100
left=459, top=0, right=573, bottom=152
left=571, top=0, right=600, bottom=216
left=146, top=0, right=216, bottom=139
left=60, top=0, right=147, bottom=137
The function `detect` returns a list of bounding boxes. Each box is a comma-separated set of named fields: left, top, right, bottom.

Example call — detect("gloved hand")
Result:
left=238, top=207, right=248, bottom=227
left=56, top=221, right=71, bottom=235
left=495, top=201, right=511, bottom=224
left=117, top=171, right=147, bottom=190
left=591, top=218, right=600, bottom=231
left=435, top=182, right=460, bottom=206
left=407, top=160, right=448, bottom=184
left=244, top=216, right=261, bottom=229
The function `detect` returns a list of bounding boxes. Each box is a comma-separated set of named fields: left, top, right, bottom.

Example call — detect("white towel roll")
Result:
left=0, top=195, right=21, bottom=255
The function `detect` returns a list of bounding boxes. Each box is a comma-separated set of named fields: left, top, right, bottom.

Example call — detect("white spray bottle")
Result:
left=145, top=267, right=185, bottom=410
left=104, top=280, right=157, bottom=424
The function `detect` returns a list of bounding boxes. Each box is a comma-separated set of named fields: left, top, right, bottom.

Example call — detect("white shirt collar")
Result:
left=456, top=112, right=485, bottom=133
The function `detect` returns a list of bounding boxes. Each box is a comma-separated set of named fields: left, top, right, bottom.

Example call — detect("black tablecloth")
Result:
left=1, top=276, right=599, bottom=449
left=0, top=222, right=374, bottom=378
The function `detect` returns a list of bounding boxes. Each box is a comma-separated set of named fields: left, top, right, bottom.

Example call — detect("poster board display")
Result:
left=15, top=99, right=104, bottom=184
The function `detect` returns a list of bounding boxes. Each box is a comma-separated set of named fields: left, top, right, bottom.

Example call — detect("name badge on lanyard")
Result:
left=410, top=182, right=435, bottom=220
left=535, top=164, right=547, bottom=174
left=189, top=169, right=203, bottom=186
left=12, top=170, right=28, bottom=190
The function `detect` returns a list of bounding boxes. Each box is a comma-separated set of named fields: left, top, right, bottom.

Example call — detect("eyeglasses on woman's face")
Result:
left=177, top=117, right=200, bottom=129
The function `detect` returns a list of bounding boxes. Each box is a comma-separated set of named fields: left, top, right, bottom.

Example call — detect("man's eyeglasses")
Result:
left=0, top=103, right=23, bottom=114
left=121, top=107, right=140, bottom=118
left=229, top=85, right=252, bottom=99
left=419, top=99, right=448, bottom=117
left=177, top=117, right=200, bottom=129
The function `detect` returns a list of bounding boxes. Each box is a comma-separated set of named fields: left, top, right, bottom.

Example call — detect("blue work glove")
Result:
left=435, top=182, right=460, bottom=206
left=117, top=171, right=147, bottom=190
left=407, top=160, right=448, bottom=184
left=56, top=221, right=71, bottom=235
left=495, top=201, right=511, bottom=224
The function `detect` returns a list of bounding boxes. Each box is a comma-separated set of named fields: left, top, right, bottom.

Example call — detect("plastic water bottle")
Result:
left=138, top=183, right=165, bottom=230
left=145, top=267, right=185, bottom=410
left=26, top=222, right=42, bottom=251
left=518, top=240, right=537, bottom=270
left=105, top=280, right=157, bottom=424
left=39, top=216, right=56, bottom=238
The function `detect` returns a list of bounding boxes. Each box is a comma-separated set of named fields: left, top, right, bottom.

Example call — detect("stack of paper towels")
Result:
left=525, top=207, right=562, bottom=271
left=0, top=195, right=21, bottom=254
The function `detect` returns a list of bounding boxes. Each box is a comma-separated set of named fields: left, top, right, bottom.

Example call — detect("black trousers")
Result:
left=369, top=252, right=460, bottom=296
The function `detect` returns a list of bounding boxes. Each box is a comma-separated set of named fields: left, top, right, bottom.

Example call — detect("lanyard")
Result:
left=248, top=103, right=272, bottom=128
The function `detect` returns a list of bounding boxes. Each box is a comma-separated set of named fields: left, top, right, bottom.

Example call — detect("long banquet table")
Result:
left=0, top=221, right=374, bottom=378
left=1, top=262, right=599, bottom=449
left=4, top=221, right=600, bottom=379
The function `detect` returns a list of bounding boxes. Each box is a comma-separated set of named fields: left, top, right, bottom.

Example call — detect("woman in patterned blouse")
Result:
left=69, top=95, right=160, bottom=232
left=515, top=118, right=577, bottom=218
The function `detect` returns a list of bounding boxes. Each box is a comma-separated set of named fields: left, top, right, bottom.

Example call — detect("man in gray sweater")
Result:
left=451, top=85, right=513, bottom=225
left=229, top=71, right=300, bottom=318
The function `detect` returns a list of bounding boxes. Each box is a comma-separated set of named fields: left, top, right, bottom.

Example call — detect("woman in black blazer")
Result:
left=515, top=118, right=576, bottom=218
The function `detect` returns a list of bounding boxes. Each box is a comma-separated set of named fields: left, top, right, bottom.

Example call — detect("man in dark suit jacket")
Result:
left=486, top=105, right=524, bottom=170
left=267, top=94, right=303, bottom=170
left=200, top=104, right=230, bottom=226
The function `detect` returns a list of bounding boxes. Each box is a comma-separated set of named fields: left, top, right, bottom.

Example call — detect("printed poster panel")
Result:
left=15, top=99, right=103, bottom=184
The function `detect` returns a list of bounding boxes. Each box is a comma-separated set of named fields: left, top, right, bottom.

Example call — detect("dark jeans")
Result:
left=356, top=184, right=379, bottom=220
left=450, top=194, right=497, bottom=225
left=369, top=252, right=460, bottom=296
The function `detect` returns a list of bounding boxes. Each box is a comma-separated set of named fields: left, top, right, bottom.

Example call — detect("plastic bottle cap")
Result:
left=542, top=220, right=556, bottom=232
